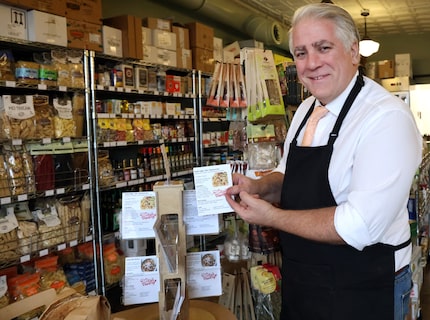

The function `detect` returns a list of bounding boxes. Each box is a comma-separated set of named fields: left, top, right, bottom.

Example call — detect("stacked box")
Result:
left=395, top=53, right=412, bottom=78
left=378, top=60, right=394, bottom=79
left=65, top=0, right=102, bottom=24
left=0, top=4, right=27, bottom=41
left=143, top=17, right=171, bottom=32
left=27, top=10, right=67, bottom=47
left=186, top=21, right=214, bottom=73
left=67, top=18, right=102, bottom=52
left=102, top=25, right=122, bottom=57
left=103, top=15, right=143, bottom=59
left=17, top=0, right=66, bottom=16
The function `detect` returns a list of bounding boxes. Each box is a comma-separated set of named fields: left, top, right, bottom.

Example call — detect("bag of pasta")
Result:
left=0, top=95, right=36, bottom=139
left=53, top=96, right=76, bottom=138
left=3, top=145, right=25, bottom=196
left=35, top=255, right=69, bottom=293
left=32, top=198, right=65, bottom=249
left=56, top=195, right=82, bottom=243
left=0, top=204, right=19, bottom=262
left=33, top=94, right=55, bottom=139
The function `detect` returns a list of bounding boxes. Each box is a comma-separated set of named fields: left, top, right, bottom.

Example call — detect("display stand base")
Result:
left=110, top=300, right=236, bottom=320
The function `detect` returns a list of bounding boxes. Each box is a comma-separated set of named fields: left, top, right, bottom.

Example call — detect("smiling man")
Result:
left=225, top=3, right=422, bottom=319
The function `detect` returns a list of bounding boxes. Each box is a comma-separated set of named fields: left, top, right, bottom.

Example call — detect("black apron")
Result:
left=279, top=74, right=409, bottom=320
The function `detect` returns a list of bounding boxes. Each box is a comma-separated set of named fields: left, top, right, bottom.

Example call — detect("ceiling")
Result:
left=238, top=0, right=430, bottom=38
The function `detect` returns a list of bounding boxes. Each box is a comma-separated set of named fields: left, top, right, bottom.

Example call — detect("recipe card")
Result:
left=123, top=255, right=160, bottom=305
left=121, top=191, right=157, bottom=239
left=183, top=190, right=220, bottom=235
left=192, top=164, right=233, bottom=216
left=186, top=250, right=222, bottom=299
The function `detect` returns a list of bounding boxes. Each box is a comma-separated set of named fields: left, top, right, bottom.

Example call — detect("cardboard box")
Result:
left=157, top=48, right=177, bottom=67
left=395, top=53, right=412, bottom=78
left=176, top=48, right=192, bottom=69
left=152, top=29, right=176, bottom=51
left=103, top=15, right=143, bottom=60
left=172, top=25, right=189, bottom=49
left=17, top=0, right=65, bottom=16
left=186, top=21, right=214, bottom=50
left=213, top=36, right=223, bottom=62
left=223, top=41, right=240, bottom=58
left=102, top=25, right=122, bottom=57
left=27, top=10, right=67, bottom=46
left=67, top=18, right=102, bottom=51
left=65, top=0, right=102, bottom=24
left=239, top=39, right=264, bottom=49
left=142, top=26, right=152, bottom=45
left=365, top=61, right=378, bottom=79
left=142, top=45, right=158, bottom=64
left=381, top=76, right=410, bottom=92
left=0, top=4, right=27, bottom=40
left=192, top=47, right=214, bottom=73
left=143, top=16, right=171, bottom=31
left=378, top=59, right=394, bottom=79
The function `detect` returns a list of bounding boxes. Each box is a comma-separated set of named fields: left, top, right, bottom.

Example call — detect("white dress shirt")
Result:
left=275, top=73, right=423, bottom=271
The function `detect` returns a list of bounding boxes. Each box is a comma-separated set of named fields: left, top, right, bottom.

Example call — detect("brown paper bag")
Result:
left=40, top=292, right=111, bottom=320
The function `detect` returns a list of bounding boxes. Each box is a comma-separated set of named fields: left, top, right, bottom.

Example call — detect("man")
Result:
left=225, top=3, right=422, bottom=319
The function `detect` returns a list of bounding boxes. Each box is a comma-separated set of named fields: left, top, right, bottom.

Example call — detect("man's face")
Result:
left=291, top=17, right=360, bottom=105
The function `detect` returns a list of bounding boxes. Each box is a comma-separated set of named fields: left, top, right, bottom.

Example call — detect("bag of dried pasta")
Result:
left=0, top=95, right=36, bottom=140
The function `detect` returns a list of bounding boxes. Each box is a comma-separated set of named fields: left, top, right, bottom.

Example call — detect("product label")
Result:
left=53, top=98, right=73, bottom=119
left=3, top=95, right=35, bottom=119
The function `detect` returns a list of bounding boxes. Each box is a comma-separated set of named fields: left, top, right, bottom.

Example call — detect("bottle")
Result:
left=142, top=147, right=151, bottom=177
left=149, top=147, right=157, bottom=176
left=123, top=159, right=130, bottom=181
left=130, top=159, right=137, bottom=180
left=115, top=160, right=124, bottom=182
left=136, top=157, right=144, bottom=179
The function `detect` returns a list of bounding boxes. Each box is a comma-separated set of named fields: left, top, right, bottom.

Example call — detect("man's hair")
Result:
left=288, top=3, right=360, bottom=55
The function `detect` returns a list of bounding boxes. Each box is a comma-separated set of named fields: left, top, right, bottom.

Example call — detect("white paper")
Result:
left=193, top=164, right=233, bottom=216
left=123, top=255, right=160, bottom=305
left=183, top=190, right=220, bottom=235
left=121, top=192, right=157, bottom=239
left=186, top=250, right=222, bottom=299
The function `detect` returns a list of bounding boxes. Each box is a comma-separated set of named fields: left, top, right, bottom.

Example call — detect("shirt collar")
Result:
left=316, top=71, right=360, bottom=116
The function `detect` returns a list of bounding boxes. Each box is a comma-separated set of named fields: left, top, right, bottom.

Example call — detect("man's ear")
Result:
left=351, top=41, right=361, bottom=64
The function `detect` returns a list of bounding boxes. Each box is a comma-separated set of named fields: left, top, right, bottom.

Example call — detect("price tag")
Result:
left=5, top=80, right=16, bottom=87
left=0, top=197, right=11, bottom=205
left=82, top=184, right=90, bottom=190
left=117, top=141, right=127, bottom=146
left=45, top=190, right=55, bottom=197
left=97, top=84, right=104, bottom=90
left=125, top=88, right=132, bottom=93
left=17, top=194, right=28, bottom=201
left=85, top=235, right=93, bottom=242
left=56, top=188, right=65, bottom=195
left=38, top=84, right=47, bottom=90
left=116, top=181, right=127, bottom=188
left=20, top=255, right=30, bottom=263
left=59, top=86, right=67, bottom=92
left=70, top=240, right=78, bottom=247
left=108, top=86, right=115, bottom=91
left=39, top=249, right=48, bottom=257
left=63, top=137, right=71, bottom=143
left=42, top=138, right=51, bottom=144
left=57, top=243, right=66, bottom=251
left=12, top=139, right=22, bottom=145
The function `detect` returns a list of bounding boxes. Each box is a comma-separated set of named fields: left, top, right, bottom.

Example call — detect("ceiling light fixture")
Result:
left=359, top=9, right=380, bottom=57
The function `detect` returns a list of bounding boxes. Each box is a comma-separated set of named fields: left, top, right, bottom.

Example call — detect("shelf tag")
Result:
left=20, top=255, right=30, bottom=263
left=17, top=194, right=28, bottom=201
left=59, top=86, right=67, bottom=92
left=38, top=84, right=47, bottom=90
left=56, top=188, right=65, bottom=195
left=70, top=240, right=78, bottom=247
left=39, top=249, right=48, bottom=257
left=0, top=197, right=11, bottom=205
left=5, top=81, right=16, bottom=87
left=57, top=243, right=66, bottom=251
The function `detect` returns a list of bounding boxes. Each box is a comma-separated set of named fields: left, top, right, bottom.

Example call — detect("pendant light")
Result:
left=359, top=9, right=380, bottom=57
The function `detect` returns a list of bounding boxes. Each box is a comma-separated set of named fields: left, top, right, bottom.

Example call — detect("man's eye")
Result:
left=295, top=51, right=306, bottom=59
left=319, top=46, right=331, bottom=52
